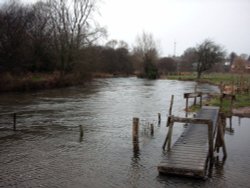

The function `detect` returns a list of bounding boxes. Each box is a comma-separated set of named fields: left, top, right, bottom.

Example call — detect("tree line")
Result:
left=1, top=0, right=248, bottom=85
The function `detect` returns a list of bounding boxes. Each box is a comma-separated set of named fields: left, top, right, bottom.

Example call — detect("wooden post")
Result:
left=166, top=95, right=174, bottom=127
left=132, top=117, right=139, bottom=152
left=167, top=122, right=173, bottom=151
left=207, top=121, right=214, bottom=161
left=79, top=125, right=84, bottom=138
left=158, top=113, right=161, bottom=125
left=150, top=124, right=154, bottom=136
left=13, top=113, right=16, bottom=131
left=229, top=116, right=232, bottom=128
left=162, top=120, right=172, bottom=150
left=185, top=98, right=188, bottom=117
left=219, top=122, right=227, bottom=158
left=220, top=94, right=223, bottom=109
left=220, top=81, right=223, bottom=94
left=133, top=118, right=139, bottom=139
left=169, top=95, right=174, bottom=116
left=199, top=94, right=202, bottom=107
left=193, top=85, right=197, bottom=105
left=230, top=95, right=234, bottom=114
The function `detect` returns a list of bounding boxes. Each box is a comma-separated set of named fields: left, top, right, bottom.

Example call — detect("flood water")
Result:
left=0, top=77, right=250, bottom=188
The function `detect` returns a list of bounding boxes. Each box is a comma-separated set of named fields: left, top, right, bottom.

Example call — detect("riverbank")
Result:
left=0, top=72, right=133, bottom=92
left=165, top=73, right=250, bottom=117
left=0, top=72, right=88, bottom=92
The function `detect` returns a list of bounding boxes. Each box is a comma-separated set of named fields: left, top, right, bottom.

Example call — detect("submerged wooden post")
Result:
left=215, top=114, right=227, bottom=158
left=207, top=121, right=214, bottom=160
left=185, top=98, right=188, bottom=117
left=132, top=117, right=139, bottom=151
left=132, top=117, right=139, bottom=139
left=150, top=124, right=154, bottom=136
left=158, top=113, right=161, bottom=125
left=167, top=122, right=174, bottom=151
left=193, top=85, right=197, bottom=105
left=229, top=116, right=232, bottom=129
left=79, top=125, right=84, bottom=138
left=219, top=123, right=227, bottom=158
left=13, top=113, right=16, bottom=131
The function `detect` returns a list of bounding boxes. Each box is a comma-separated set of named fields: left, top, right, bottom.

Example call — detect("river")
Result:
left=0, top=77, right=250, bottom=188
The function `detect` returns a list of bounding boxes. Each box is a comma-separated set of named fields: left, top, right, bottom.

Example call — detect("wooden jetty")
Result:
left=158, top=106, right=222, bottom=178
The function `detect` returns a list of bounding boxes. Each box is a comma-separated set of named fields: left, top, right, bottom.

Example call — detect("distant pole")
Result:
left=173, top=40, right=176, bottom=57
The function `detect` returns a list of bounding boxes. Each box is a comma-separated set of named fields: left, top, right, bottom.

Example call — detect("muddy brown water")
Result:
left=0, top=78, right=250, bottom=188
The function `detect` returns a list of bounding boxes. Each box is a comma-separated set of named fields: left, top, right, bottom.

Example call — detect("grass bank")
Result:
left=0, top=72, right=89, bottom=92
left=165, top=73, right=250, bottom=116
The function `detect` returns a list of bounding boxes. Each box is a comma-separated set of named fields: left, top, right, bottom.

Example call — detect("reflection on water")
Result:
left=0, top=78, right=250, bottom=187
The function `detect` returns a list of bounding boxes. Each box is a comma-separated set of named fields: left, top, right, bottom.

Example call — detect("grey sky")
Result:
left=1, top=0, right=249, bottom=57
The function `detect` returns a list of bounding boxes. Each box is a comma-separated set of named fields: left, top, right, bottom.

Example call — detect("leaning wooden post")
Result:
left=169, top=95, right=174, bottom=116
left=166, top=95, right=174, bottom=127
left=163, top=95, right=174, bottom=150
left=13, top=113, right=16, bottom=131
left=163, top=115, right=174, bottom=150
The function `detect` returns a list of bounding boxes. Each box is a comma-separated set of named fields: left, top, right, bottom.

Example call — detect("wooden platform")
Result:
left=158, top=106, right=219, bottom=178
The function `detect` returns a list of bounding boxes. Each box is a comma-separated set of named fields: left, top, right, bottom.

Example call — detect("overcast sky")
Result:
left=1, top=0, right=249, bottom=57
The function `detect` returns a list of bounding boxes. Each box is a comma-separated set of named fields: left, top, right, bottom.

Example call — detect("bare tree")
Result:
left=133, top=31, right=159, bottom=79
left=0, top=1, right=34, bottom=72
left=157, top=57, right=177, bottom=75
left=231, top=56, right=246, bottom=73
left=196, top=39, right=225, bottom=79
left=46, top=0, right=106, bottom=75
left=180, top=47, right=198, bottom=72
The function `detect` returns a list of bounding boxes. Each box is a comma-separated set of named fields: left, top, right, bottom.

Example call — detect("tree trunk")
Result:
left=197, top=71, right=201, bottom=79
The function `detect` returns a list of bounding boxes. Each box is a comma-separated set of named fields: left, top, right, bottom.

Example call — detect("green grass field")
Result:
left=167, top=72, right=250, bottom=114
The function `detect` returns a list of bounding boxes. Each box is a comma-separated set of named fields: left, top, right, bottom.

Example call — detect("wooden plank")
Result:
left=184, top=92, right=202, bottom=98
left=158, top=106, right=219, bottom=178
